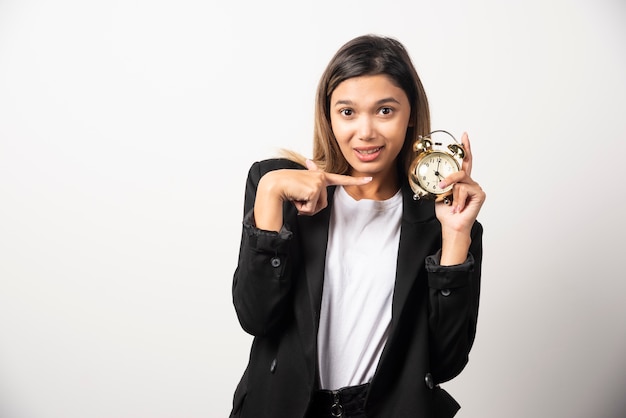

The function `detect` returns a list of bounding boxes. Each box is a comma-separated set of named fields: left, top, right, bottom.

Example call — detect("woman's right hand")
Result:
left=253, top=160, right=372, bottom=232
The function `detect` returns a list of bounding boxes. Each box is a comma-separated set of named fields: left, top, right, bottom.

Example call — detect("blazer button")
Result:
left=270, top=257, right=281, bottom=268
left=424, top=373, right=434, bottom=389
left=270, top=358, right=277, bottom=373
left=440, top=289, right=451, bottom=297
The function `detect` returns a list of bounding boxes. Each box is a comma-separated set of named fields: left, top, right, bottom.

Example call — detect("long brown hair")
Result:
left=305, top=34, right=431, bottom=176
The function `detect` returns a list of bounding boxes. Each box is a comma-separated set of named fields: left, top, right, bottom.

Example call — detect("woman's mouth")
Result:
left=354, top=146, right=383, bottom=162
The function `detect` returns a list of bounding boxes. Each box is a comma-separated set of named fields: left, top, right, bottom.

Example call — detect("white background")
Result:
left=1, top=1, right=625, bottom=417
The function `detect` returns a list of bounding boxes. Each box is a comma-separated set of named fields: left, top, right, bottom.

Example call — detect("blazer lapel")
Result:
left=390, top=183, right=440, bottom=333
left=297, top=186, right=336, bottom=332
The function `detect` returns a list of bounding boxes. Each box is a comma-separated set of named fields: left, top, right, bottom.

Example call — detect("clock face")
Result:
left=415, top=152, right=459, bottom=194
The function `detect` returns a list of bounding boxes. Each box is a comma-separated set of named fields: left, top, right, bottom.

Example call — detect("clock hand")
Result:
left=434, top=159, right=443, bottom=180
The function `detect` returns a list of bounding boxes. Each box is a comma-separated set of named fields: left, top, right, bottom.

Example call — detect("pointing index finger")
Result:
left=305, top=159, right=372, bottom=187
left=324, top=172, right=373, bottom=187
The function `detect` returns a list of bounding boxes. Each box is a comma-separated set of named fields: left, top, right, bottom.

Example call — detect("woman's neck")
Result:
left=343, top=168, right=400, bottom=201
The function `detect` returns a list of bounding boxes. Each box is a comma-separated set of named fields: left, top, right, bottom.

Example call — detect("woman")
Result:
left=230, top=34, right=485, bottom=418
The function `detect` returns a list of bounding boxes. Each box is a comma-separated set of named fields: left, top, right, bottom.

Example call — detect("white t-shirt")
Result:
left=317, top=186, right=402, bottom=390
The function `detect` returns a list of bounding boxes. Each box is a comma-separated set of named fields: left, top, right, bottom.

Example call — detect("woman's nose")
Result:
left=357, top=116, right=374, bottom=141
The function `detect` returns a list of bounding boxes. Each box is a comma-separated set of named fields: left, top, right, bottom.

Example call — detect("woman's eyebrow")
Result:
left=375, top=97, right=401, bottom=105
left=333, top=99, right=354, bottom=106
left=332, top=97, right=401, bottom=107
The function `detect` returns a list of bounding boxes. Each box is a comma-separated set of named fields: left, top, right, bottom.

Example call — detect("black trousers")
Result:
left=305, top=383, right=370, bottom=418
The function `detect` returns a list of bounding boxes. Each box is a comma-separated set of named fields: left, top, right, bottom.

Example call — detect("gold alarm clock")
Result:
left=408, top=130, right=465, bottom=204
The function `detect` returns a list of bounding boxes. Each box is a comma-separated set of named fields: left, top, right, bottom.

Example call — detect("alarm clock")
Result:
left=408, top=130, right=465, bottom=205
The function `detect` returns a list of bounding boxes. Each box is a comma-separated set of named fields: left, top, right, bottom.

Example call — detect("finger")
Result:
left=324, top=172, right=373, bottom=187
left=305, top=160, right=371, bottom=186
left=438, top=170, right=467, bottom=190
left=453, top=184, right=469, bottom=214
left=293, top=191, right=328, bottom=216
left=461, top=132, right=473, bottom=177
left=305, top=158, right=319, bottom=171
left=294, top=200, right=317, bottom=215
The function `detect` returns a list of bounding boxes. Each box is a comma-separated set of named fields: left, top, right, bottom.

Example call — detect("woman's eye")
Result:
left=380, top=107, right=392, bottom=115
left=340, top=108, right=353, bottom=117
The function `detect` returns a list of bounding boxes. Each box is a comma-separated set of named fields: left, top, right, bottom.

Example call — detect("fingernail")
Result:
left=438, top=181, right=446, bottom=188
left=363, top=177, right=373, bottom=182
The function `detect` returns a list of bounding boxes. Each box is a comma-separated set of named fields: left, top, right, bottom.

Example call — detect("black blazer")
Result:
left=230, top=158, right=483, bottom=418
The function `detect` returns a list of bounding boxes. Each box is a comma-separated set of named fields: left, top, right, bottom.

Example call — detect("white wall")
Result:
left=1, top=1, right=625, bottom=417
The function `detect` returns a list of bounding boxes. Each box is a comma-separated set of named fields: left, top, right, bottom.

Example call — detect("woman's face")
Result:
left=330, top=74, right=411, bottom=180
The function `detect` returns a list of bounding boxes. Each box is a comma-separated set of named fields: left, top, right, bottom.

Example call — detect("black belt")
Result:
left=307, top=383, right=369, bottom=418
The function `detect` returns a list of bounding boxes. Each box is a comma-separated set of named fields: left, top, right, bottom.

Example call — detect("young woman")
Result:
left=230, top=34, right=486, bottom=418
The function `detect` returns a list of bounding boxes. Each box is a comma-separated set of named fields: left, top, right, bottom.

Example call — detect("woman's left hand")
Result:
left=435, top=132, right=486, bottom=236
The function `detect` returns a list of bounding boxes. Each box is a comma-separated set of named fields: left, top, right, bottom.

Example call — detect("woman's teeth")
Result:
left=357, top=147, right=381, bottom=155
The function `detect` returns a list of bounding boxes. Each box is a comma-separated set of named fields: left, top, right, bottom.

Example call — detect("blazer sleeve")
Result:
left=425, top=220, right=483, bottom=384
left=231, top=160, right=302, bottom=337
